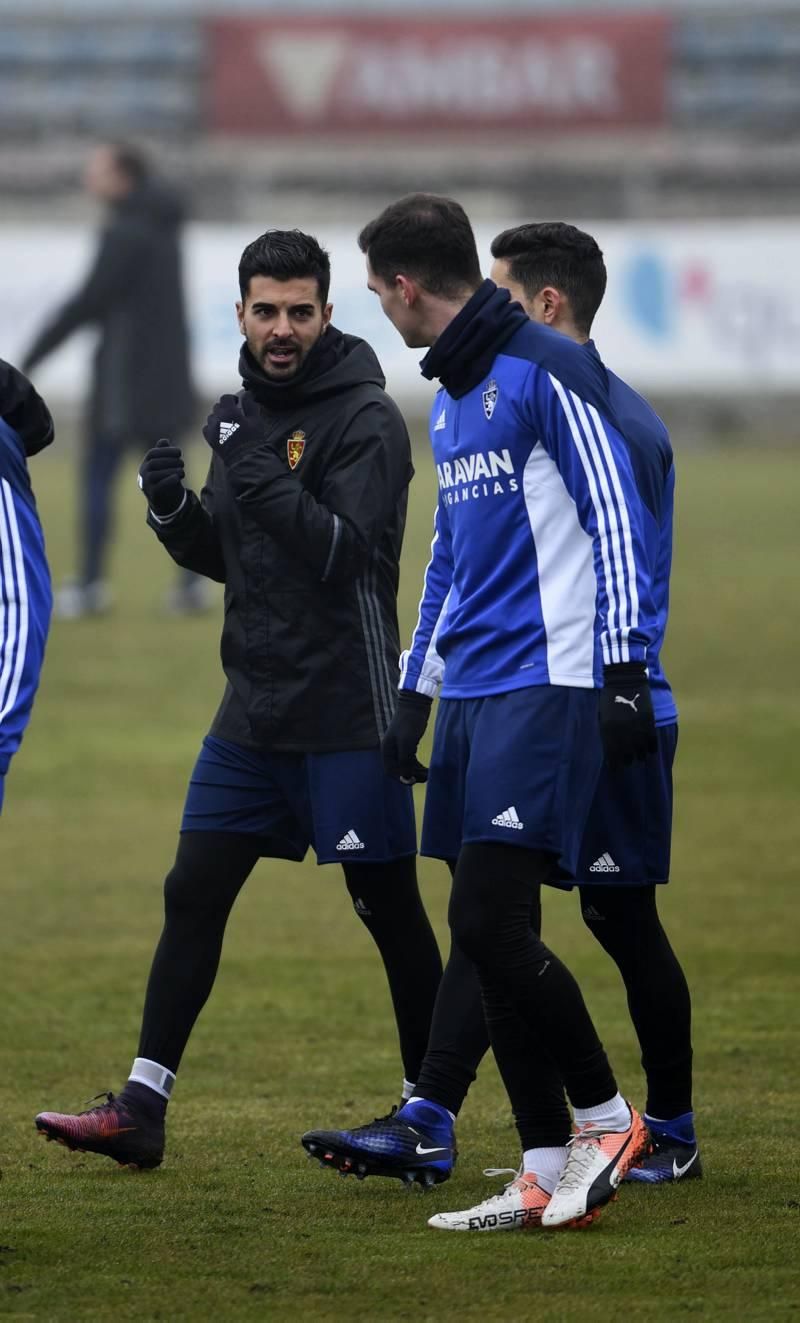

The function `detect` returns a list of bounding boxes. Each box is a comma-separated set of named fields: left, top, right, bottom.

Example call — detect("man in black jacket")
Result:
left=34, top=229, right=443, bottom=1170
left=22, top=142, right=200, bottom=616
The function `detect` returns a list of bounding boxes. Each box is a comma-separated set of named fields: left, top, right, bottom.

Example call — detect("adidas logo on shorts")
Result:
left=589, top=852, right=620, bottom=873
left=336, top=830, right=365, bottom=851
left=491, top=806, right=524, bottom=830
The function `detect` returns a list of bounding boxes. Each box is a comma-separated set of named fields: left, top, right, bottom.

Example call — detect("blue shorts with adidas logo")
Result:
left=181, top=735, right=416, bottom=865
left=573, top=722, right=678, bottom=888
left=420, top=687, right=603, bottom=880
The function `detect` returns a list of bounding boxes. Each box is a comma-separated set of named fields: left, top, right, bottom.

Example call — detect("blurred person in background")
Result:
left=33, top=228, right=443, bottom=1170
left=22, top=141, right=205, bottom=618
left=0, top=359, right=54, bottom=814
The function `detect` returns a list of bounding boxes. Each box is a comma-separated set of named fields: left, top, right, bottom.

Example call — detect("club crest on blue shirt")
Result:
left=482, top=379, right=498, bottom=420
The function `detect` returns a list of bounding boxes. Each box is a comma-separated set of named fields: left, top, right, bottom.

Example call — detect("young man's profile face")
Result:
left=237, top=275, right=332, bottom=379
left=366, top=259, right=428, bottom=349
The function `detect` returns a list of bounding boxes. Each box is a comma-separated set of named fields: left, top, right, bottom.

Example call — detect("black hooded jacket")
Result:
left=148, top=328, right=413, bottom=753
left=23, top=180, right=194, bottom=441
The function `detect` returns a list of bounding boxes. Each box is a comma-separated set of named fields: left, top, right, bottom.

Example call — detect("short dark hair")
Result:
left=359, top=193, right=482, bottom=300
left=238, top=229, right=331, bottom=305
left=107, top=142, right=150, bottom=186
left=490, top=222, right=607, bottom=335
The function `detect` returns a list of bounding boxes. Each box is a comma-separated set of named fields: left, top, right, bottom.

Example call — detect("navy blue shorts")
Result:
left=574, top=723, right=678, bottom=888
left=181, top=736, right=417, bottom=865
left=420, top=687, right=603, bottom=880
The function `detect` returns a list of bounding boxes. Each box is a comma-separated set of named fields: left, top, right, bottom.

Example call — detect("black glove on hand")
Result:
left=202, top=392, right=265, bottom=462
left=599, top=662, right=657, bottom=769
left=382, top=691, right=433, bottom=784
left=138, top=438, right=186, bottom=518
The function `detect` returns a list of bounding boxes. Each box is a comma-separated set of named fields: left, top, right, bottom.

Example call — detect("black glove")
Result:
left=138, top=438, right=186, bottom=518
left=202, top=392, right=265, bottom=462
left=382, top=691, right=433, bottom=784
left=599, top=662, right=657, bottom=769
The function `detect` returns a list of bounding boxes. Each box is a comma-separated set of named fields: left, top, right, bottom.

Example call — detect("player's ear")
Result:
left=235, top=300, right=246, bottom=335
left=322, top=302, right=333, bottom=329
left=540, top=286, right=563, bottom=326
left=396, top=274, right=416, bottom=307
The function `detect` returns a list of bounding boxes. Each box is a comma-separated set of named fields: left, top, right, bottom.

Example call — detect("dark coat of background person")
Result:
left=24, top=180, right=195, bottom=442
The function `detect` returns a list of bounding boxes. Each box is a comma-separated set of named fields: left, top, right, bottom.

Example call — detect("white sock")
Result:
left=522, top=1146, right=568, bottom=1194
left=401, top=1078, right=416, bottom=1102
left=407, top=1095, right=456, bottom=1124
left=573, top=1092, right=631, bottom=1132
left=128, top=1057, right=176, bottom=1100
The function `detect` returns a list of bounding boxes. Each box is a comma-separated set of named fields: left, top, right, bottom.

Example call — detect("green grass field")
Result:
left=2, top=440, right=799, bottom=1321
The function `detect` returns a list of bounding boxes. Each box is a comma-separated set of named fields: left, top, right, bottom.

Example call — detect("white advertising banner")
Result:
left=1, top=220, right=798, bottom=410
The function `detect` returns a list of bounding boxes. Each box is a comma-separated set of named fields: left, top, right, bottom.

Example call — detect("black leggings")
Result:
left=137, top=833, right=442, bottom=1085
left=578, top=884, right=692, bottom=1119
left=448, top=843, right=618, bottom=1137
left=417, top=857, right=692, bottom=1145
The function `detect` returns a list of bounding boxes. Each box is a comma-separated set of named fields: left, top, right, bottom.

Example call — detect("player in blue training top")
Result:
left=301, top=195, right=654, bottom=1231
left=484, top=222, right=697, bottom=1186
left=413, top=223, right=698, bottom=1233
left=0, top=360, right=54, bottom=816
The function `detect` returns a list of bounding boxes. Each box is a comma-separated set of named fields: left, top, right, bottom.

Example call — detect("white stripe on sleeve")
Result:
left=548, top=375, right=621, bottom=664
left=568, top=391, right=631, bottom=661
left=0, top=479, right=30, bottom=723
left=586, top=402, right=640, bottom=648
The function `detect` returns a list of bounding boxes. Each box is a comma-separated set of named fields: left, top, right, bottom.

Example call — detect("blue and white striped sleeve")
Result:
left=0, top=478, right=32, bottom=763
left=398, top=498, right=454, bottom=697
left=537, top=372, right=657, bottom=665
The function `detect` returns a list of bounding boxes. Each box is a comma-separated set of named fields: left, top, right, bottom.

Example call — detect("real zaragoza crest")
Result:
left=482, top=379, right=498, bottom=420
left=287, top=430, right=306, bottom=470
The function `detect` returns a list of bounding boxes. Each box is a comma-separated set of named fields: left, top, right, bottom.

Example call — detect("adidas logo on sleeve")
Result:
left=336, top=830, right=365, bottom=851
left=491, top=806, right=524, bottom=830
left=589, top=852, right=620, bottom=873
left=219, top=421, right=240, bottom=444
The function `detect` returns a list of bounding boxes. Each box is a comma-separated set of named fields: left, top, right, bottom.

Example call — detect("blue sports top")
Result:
left=400, top=282, right=677, bottom=726
left=0, top=381, right=53, bottom=778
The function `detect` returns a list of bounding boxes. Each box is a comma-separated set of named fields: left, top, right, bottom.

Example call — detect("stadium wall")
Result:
left=4, top=221, right=799, bottom=408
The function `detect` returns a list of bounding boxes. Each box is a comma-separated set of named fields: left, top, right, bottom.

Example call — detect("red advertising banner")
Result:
left=206, top=14, right=669, bottom=136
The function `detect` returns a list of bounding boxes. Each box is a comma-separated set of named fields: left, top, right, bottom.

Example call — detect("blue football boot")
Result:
left=624, top=1111, right=702, bottom=1183
left=301, top=1098, right=456, bottom=1188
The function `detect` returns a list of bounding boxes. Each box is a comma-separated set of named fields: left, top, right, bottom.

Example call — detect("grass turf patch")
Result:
left=1, top=443, right=799, bottom=1320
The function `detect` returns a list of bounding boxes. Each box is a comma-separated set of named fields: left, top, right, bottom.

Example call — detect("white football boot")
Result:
left=542, top=1106, right=650, bottom=1228
left=428, top=1167, right=598, bottom=1233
